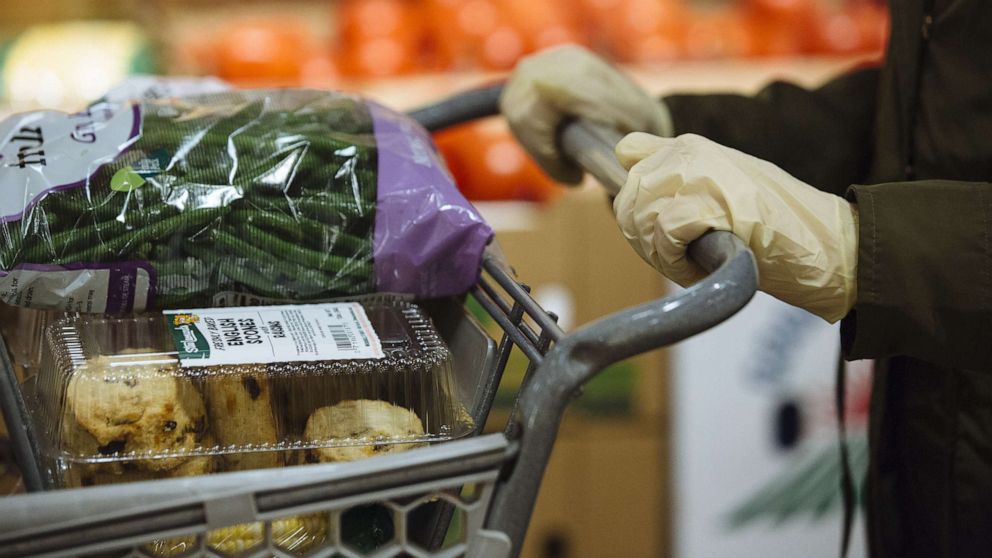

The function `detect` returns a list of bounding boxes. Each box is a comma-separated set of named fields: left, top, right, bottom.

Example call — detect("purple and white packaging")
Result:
left=0, top=82, right=493, bottom=312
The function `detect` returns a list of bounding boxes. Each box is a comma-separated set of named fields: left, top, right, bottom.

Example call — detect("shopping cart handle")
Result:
left=408, top=86, right=747, bottom=276
left=559, top=118, right=747, bottom=274
left=407, top=83, right=504, bottom=132
left=487, top=119, right=759, bottom=555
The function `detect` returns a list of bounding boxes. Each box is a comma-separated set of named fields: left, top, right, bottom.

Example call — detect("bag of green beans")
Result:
left=0, top=86, right=493, bottom=312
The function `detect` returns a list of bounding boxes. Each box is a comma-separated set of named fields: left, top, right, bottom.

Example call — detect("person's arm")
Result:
left=612, top=130, right=992, bottom=369
left=665, top=67, right=880, bottom=197
left=842, top=180, right=992, bottom=369
left=501, top=46, right=880, bottom=191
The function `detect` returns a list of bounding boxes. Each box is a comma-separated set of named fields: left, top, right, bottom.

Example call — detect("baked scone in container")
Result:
left=31, top=299, right=472, bottom=487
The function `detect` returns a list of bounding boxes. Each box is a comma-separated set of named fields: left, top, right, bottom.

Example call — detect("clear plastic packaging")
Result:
left=0, top=305, right=62, bottom=382
left=0, top=89, right=492, bottom=313
left=31, top=298, right=472, bottom=488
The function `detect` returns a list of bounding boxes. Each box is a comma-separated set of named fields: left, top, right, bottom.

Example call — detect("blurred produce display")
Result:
left=0, top=0, right=888, bottom=203
left=434, top=118, right=560, bottom=203
left=0, top=21, right=154, bottom=111
left=182, top=0, right=888, bottom=85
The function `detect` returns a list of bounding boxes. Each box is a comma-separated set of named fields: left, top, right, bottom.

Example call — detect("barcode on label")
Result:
left=329, top=323, right=355, bottom=351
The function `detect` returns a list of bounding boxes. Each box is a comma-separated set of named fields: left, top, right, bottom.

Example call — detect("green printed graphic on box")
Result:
left=166, top=313, right=210, bottom=361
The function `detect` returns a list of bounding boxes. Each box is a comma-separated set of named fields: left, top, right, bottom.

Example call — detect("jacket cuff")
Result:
left=840, top=184, right=875, bottom=360
left=841, top=181, right=992, bottom=368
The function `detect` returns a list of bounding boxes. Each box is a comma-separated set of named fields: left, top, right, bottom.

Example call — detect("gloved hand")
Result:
left=613, top=132, right=858, bottom=323
left=500, top=45, right=672, bottom=184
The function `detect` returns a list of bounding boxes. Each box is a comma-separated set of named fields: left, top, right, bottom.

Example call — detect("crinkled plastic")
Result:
left=0, top=87, right=492, bottom=312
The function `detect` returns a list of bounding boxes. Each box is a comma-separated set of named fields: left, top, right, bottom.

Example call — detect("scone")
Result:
left=67, top=351, right=206, bottom=471
left=62, top=422, right=126, bottom=487
left=304, top=400, right=425, bottom=463
left=205, top=372, right=281, bottom=470
left=66, top=431, right=217, bottom=487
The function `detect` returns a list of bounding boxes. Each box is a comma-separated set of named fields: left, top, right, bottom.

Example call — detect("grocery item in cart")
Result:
left=29, top=298, right=472, bottom=487
left=0, top=88, right=492, bottom=313
left=146, top=402, right=412, bottom=557
left=144, top=510, right=330, bottom=557
left=304, top=399, right=426, bottom=462
left=204, top=372, right=282, bottom=471
left=0, top=305, right=61, bottom=381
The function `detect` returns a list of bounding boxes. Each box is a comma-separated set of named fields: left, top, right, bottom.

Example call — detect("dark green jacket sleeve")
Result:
left=664, top=66, right=880, bottom=197
left=842, top=181, right=992, bottom=369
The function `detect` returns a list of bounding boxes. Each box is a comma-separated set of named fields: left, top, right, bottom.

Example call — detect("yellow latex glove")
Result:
left=613, top=133, right=858, bottom=323
left=500, top=45, right=672, bottom=184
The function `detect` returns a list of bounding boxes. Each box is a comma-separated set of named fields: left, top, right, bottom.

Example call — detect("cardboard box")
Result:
left=516, top=419, right=668, bottom=558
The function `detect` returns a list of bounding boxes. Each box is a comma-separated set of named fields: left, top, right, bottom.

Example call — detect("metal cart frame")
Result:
left=0, top=87, right=759, bottom=558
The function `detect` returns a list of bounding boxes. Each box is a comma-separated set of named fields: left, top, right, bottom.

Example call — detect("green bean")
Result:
left=156, top=274, right=212, bottom=295
left=0, top=225, right=25, bottom=268
left=208, top=229, right=287, bottom=267
left=21, top=217, right=127, bottom=262
left=236, top=224, right=370, bottom=274
left=211, top=228, right=363, bottom=289
left=229, top=210, right=306, bottom=243
left=58, top=207, right=228, bottom=263
left=216, top=260, right=289, bottom=299
left=237, top=199, right=373, bottom=240
left=151, top=257, right=207, bottom=277
left=249, top=262, right=368, bottom=299
left=21, top=204, right=180, bottom=262
left=134, top=242, right=154, bottom=259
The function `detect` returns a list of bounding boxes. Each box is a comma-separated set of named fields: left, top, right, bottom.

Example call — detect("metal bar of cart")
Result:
left=0, top=340, right=45, bottom=492
left=407, top=84, right=503, bottom=133
left=0, top=435, right=515, bottom=557
left=483, top=116, right=758, bottom=556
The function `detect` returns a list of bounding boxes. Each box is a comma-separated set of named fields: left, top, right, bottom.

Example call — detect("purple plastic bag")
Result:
left=369, top=101, right=493, bottom=298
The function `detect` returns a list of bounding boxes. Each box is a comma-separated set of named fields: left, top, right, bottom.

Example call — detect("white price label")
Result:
left=164, top=302, right=384, bottom=367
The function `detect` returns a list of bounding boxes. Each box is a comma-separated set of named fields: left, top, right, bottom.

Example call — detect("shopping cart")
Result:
left=0, top=86, right=758, bottom=558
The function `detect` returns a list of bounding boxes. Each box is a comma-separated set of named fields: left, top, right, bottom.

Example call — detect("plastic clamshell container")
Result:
left=0, top=305, right=62, bottom=382
left=33, top=299, right=473, bottom=488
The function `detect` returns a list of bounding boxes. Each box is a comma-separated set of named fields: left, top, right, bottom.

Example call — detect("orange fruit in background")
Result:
left=743, top=0, right=817, bottom=22
left=853, top=3, right=890, bottom=54
left=422, top=0, right=463, bottom=70
left=337, top=0, right=409, bottom=41
left=423, top=0, right=583, bottom=73
left=338, top=37, right=419, bottom=77
left=745, top=17, right=806, bottom=57
left=682, top=8, right=754, bottom=59
left=479, top=24, right=528, bottom=71
left=501, top=0, right=586, bottom=52
left=299, top=53, right=341, bottom=89
left=433, top=119, right=560, bottom=203
left=811, top=3, right=889, bottom=56
left=214, top=19, right=316, bottom=84
left=421, top=0, right=501, bottom=71
left=531, top=24, right=586, bottom=51
left=335, top=0, right=426, bottom=77
left=576, top=0, right=631, bottom=39
left=742, top=0, right=818, bottom=56
left=598, top=0, right=687, bottom=63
